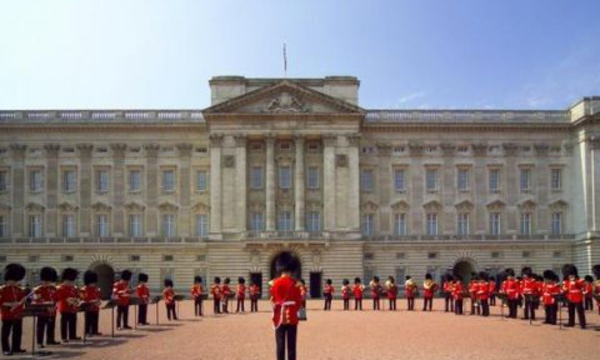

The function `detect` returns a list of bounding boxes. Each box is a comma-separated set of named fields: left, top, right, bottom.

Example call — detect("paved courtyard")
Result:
left=9, top=299, right=600, bottom=360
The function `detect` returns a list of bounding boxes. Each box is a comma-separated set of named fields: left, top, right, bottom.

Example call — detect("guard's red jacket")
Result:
left=0, top=285, right=25, bottom=320
left=112, top=280, right=131, bottom=306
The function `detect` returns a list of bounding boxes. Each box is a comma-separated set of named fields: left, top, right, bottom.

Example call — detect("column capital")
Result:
left=589, top=137, right=600, bottom=150
left=234, top=134, right=247, bottom=147
left=9, top=143, right=27, bottom=157
left=43, top=143, right=60, bottom=157
left=176, top=143, right=193, bottom=156
left=265, top=134, right=277, bottom=145
left=471, top=143, right=487, bottom=157
left=293, top=134, right=305, bottom=144
left=322, top=134, right=337, bottom=147
left=144, top=143, right=160, bottom=157
left=376, top=143, right=392, bottom=156
left=110, top=143, right=128, bottom=157
left=502, top=143, right=519, bottom=157
left=440, top=142, right=456, bottom=156
left=408, top=142, right=424, bottom=156
left=209, top=133, right=224, bottom=147
left=76, top=143, right=94, bottom=157
left=347, top=134, right=361, bottom=146
left=534, top=143, right=550, bottom=156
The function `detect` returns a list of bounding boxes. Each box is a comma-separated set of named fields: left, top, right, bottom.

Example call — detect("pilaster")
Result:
left=209, top=135, right=223, bottom=237
left=9, top=144, right=27, bottom=236
left=265, top=135, right=276, bottom=231
left=43, top=144, right=60, bottom=237
left=323, top=135, right=337, bottom=231
left=178, top=143, right=193, bottom=236
left=144, top=143, right=160, bottom=236
left=77, top=144, right=93, bottom=236
left=111, top=143, right=127, bottom=236
left=235, top=135, right=248, bottom=233
left=294, top=135, right=305, bottom=231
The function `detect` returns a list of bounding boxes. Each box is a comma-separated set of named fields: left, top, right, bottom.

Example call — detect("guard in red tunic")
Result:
left=0, top=263, right=27, bottom=356
left=562, top=264, right=586, bottom=328
left=221, top=278, right=232, bottom=313
left=520, top=267, right=537, bottom=320
left=593, top=264, right=600, bottom=315
left=541, top=270, right=560, bottom=325
left=271, top=253, right=302, bottom=360
left=136, top=273, right=150, bottom=325
left=80, top=270, right=102, bottom=336
left=56, top=268, right=80, bottom=343
left=370, top=276, right=382, bottom=311
left=442, top=274, right=455, bottom=312
left=323, top=279, right=334, bottom=311
left=468, top=274, right=479, bottom=315
left=341, top=279, right=351, bottom=311
left=422, top=273, right=437, bottom=312
left=404, top=276, right=417, bottom=311
left=583, top=275, right=594, bottom=311
left=210, top=277, right=222, bottom=314
left=488, top=276, right=497, bottom=306
left=297, top=279, right=307, bottom=310
left=191, top=276, right=204, bottom=316
left=112, top=269, right=133, bottom=330
left=453, top=274, right=464, bottom=315
left=249, top=280, right=260, bottom=313
left=162, top=279, right=177, bottom=320
left=477, top=272, right=490, bottom=317
left=236, top=277, right=246, bottom=313
left=386, top=276, right=398, bottom=311
left=33, top=266, right=59, bottom=347
left=353, top=278, right=364, bottom=311
left=500, top=268, right=520, bottom=319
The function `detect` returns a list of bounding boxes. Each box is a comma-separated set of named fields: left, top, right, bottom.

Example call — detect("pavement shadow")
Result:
left=11, top=350, right=86, bottom=359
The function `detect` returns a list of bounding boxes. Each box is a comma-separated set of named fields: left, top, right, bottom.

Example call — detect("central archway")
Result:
left=453, top=260, right=476, bottom=284
left=270, top=251, right=302, bottom=280
left=91, top=263, right=115, bottom=300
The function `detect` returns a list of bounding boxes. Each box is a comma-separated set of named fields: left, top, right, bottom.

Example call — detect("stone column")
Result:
left=234, top=135, right=247, bottom=232
left=144, top=144, right=160, bottom=236
left=590, top=138, right=600, bottom=231
left=534, top=144, right=550, bottom=233
left=441, top=143, right=456, bottom=234
left=347, top=135, right=361, bottom=231
left=10, top=144, right=27, bottom=236
left=265, top=135, right=276, bottom=231
left=472, top=144, right=487, bottom=234
left=376, top=142, right=392, bottom=233
left=408, top=142, right=424, bottom=235
left=294, top=135, right=305, bottom=231
left=503, top=143, right=518, bottom=234
left=323, top=135, right=337, bottom=231
left=209, top=135, right=222, bottom=237
left=177, top=143, right=193, bottom=236
left=111, top=143, right=127, bottom=236
left=77, top=144, right=93, bottom=236
left=43, top=144, right=60, bottom=237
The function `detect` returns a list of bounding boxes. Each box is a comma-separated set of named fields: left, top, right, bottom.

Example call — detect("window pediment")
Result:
left=549, top=199, right=568, bottom=210
left=58, top=202, right=79, bottom=212
left=517, top=199, right=537, bottom=210
left=125, top=201, right=146, bottom=212
left=454, top=200, right=474, bottom=211
left=192, top=202, right=210, bottom=213
left=25, top=202, right=45, bottom=212
left=391, top=200, right=410, bottom=212
left=360, top=201, right=379, bottom=213
left=422, top=200, right=442, bottom=212
left=158, top=202, right=179, bottom=212
left=486, top=199, right=505, bottom=210
left=91, top=202, right=112, bottom=212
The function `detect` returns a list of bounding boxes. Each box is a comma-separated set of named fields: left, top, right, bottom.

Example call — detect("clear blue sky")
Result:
left=0, top=0, right=599, bottom=110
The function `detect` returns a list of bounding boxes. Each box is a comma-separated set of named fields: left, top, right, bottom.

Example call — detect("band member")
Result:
left=468, top=273, right=479, bottom=315
left=562, top=264, right=586, bottom=329
left=211, top=277, right=222, bottom=314
left=370, top=276, right=382, bottom=311
left=136, top=273, right=150, bottom=325
left=521, top=267, right=537, bottom=320
left=236, top=277, right=246, bottom=313
left=323, top=279, right=333, bottom=311
left=163, top=279, right=177, bottom=321
left=249, top=280, right=260, bottom=313
left=583, top=275, right=594, bottom=311
left=113, top=269, right=133, bottom=330
left=270, top=253, right=302, bottom=360
left=500, top=268, right=520, bottom=319
left=477, top=272, right=490, bottom=317
left=341, top=279, right=351, bottom=311
left=80, top=270, right=102, bottom=337
left=0, top=263, right=27, bottom=356
left=422, top=273, right=436, bottom=311
left=453, top=274, right=464, bottom=315
left=297, top=279, right=307, bottom=310
left=386, top=276, right=397, bottom=311
left=353, top=278, right=364, bottom=311
left=442, top=274, right=454, bottom=312
left=191, top=276, right=204, bottom=316
left=33, top=266, right=59, bottom=348
left=56, top=267, right=80, bottom=343
left=541, top=270, right=560, bottom=325
left=488, top=275, right=497, bottom=306
left=593, top=264, right=600, bottom=315
left=405, top=276, right=417, bottom=311
left=222, top=278, right=232, bottom=314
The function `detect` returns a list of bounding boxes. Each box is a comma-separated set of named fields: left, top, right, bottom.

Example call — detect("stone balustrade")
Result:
left=0, top=110, right=205, bottom=123
left=365, top=110, right=570, bottom=124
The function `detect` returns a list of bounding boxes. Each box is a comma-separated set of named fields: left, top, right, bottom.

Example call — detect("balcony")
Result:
left=363, top=233, right=576, bottom=242
left=245, top=230, right=330, bottom=240
left=0, top=236, right=209, bottom=245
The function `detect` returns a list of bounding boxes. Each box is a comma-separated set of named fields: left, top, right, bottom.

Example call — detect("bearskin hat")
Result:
left=387, top=276, right=395, bottom=283
left=326, top=279, right=332, bottom=285
left=214, top=276, right=221, bottom=284
left=543, top=270, right=556, bottom=280
left=343, top=279, right=349, bottom=285
left=505, top=268, right=515, bottom=277
left=40, top=267, right=58, bottom=282
left=3, top=263, right=26, bottom=282
left=61, top=267, right=78, bottom=282
left=521, top=266, right=532, bottom=277
left=425, top=273, right=432, bottom=280
left=562, top=264, right=578, bottom=278
left=138, top=273, right=149, bottom=283
left=479, top=272, right=489, bottom=281
left=164, top=278, right=173, bottom=288
left=373, top=276, right=380, bottom=282
left=120, top=269, right=132, bottom=281
left=83, top=270, right=98, bottom=285
left=455, top=274, right=463, bottom=282
left=194, top=276, right=202, bottom=284
left=354, top=277, right=361, bottom=284
left=238, top=277, right=245, bottom=284
left=224, top=277, right=230, bottom=284
left=584, top=275, right=593, bottom=282
left=592, top=264, right=600, bottom=279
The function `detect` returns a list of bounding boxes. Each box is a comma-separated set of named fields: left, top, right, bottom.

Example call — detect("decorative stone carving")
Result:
left=311, top=250, right=322, bottom=267
left=440, top=143, right=456, bottom=156
left=454, top=200, right=474, bottom=211
left=250, top=250, right=260, bottom=268
left=234, top=135, right=247, bottom=147
left=223, top=155, right=235, bottom=168
left=408, top=142, right=424, bottom=156
left=43, top=144, right=60, bottom=156
left=376, top=143, right=392, bottom=156
left=25, top=202, right=45, bottom=212
left=176, top=143, right=193, bottom=156
left=422, top=200, right=443, bottom=212
left=517, top=199, right=537, bottom=211
left=360, top=201, right=379, bottom=212
left=549, top=199, right=568, bottom=211
left=209, top=133, right=224, bottom=147
left=124, top=201, right=146, bottom=212
left=336, top=154, right=348, bottom=167
left=158, top=202, right=179, bottom=212
left=471, top=143, right=487, bottom=157
left=110, top=143, right=127, bottom=157
left=192, top=202, right=210, bottom=212
left=9, top=143, right=27, bottom=157
left=589, top=137, right=600, bottom=150
left=265, top=92, right=307, bottom=113
left=563, top=142, right=574, bottom=155
left=502, top=143, right=519, bottom=156
left=347, top=134, right=361, bottom=147
left=76, top=143, right=93, bottom=157
left=91, top=202, right=112, bottom=212
left=391, top=200, right=410, bottom=212
left=144, top=143, right=160, bottom=157
left=58, top=202, right=79, bottom=212
left=486, top=199, right=505, bottom=211
left=534, top=143, right=549, bottom=156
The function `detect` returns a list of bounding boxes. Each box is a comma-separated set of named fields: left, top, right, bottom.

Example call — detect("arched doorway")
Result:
left=91, top=263, right=115, bottom=300
left=270, top=251, right=302, bottom=281
left=453, top=260, right=477, bottom=284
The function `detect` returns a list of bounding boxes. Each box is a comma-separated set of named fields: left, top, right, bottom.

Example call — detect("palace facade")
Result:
left=1, top=76, right=599, bottom=298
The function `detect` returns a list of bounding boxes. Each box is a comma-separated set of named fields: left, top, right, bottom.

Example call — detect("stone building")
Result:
left=0, top=76, right=599, bottom=298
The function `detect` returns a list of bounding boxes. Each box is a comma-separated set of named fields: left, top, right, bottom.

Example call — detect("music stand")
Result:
left=553, top=293, right=566, bottom=330
left=174, top=295, right=185, bottom=316
left=495, top=293, right=508, bottom=321
left=129, top=297, right=143, bottom=330
left=150, top=296, right=162, bottom=325
left=24, top=303, right=53, bottom=356
left=102, top=299, right=119, bottom=338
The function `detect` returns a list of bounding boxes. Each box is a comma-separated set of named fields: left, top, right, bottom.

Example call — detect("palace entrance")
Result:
left=453, top=260, right=477, bottom=284
left=91, top=263, right=115, bottom=299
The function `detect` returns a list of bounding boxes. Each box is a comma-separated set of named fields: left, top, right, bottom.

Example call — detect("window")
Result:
left=196, top=170, right=208, bottom=192
left=551, top=212, right=562, bottom=235
left=489, top=212, right=501, bottom=235
left=62, top=255, right=74, bottom=262
left=162, top=214, right=176, bottom=237
left=307, top=167, right=319, bottom=189
left=457, top=213, right=469, bottom=236
left=520, top=168, right=531, bottom=192
left=279, top=166, right=292, bottom=189
left=130, top=255, right=141, bottom=262
left=29, top=215, right=42, bottom=238
left=306, top=211, right=321, bottom=232
left=426, top=213, right=438, bottom=235
left=457, top=169, right=469, bottom=191
left=361, top=214, right=374, bottom=236
left=63, top=170, right=76, bottom=192
left=425, top=168, right=438, bottom=191
left=196, top=214, right=208, bottom=237
left=97, top=215, right=109, bottom=237
left=278, top=211, right=293, bottom=231
left=551, top=168, right=562, bottom=190
left=520, top=212, right=532, bottom=235
left=428, top=252, right=438, bottom=259
left=129, top=214, right=142, bottom=237
left=97, top=170, right=109, bottom=193
left=0, top=216, right=7, bottom=237
left=491, top=251, right=500, bottom=259
left=553, top=251, right=562, bottom=258
left=394, top=213, right=407, bottom=236
left=163, top=255, right=174, bottom=262
left=394, top=169, right=405, bottom=192
left=129, top=170, right=141, bottom=192
left=62, top=214, right=76, bottom=237
left=162, top=170, right=175, bottom=191
left=250, top=167, right=263, bottom=189
left=489, top=169, right=500, bottom=192
left=30, top=169, right=43, bottom=192
left=0, top=171, right=8, bottom=191
left=279, top=142, right=292, bottom=151
left=250, top=212, right=264, bottom=232
left=361, top=169, right=374, bottom=192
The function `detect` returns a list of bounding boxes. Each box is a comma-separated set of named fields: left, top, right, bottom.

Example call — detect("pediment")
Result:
left=0, top=202, right=12, bottom=211
left=423, top=200, right=442, bottom=211
left=517, top=199, right=537, bottom=210
left=191, top=202, right=210, bottom=212
left=360, top=201, right=379, bottom=212
left=454, top=200, right=474, bottom=211
left=124, top=201, right=146, bottom=212
left=486, top=199, right=505, bottom=210
left=203, top=81, right=364, bottom=115
left=58, top=202, right=79, bottom=212
left=25, top=202, right=45, bottom=212
left=158, top=201, right=179, bottom=212
left=91, top=202, right=112, bottom=212
left=549, top=199, right=568, bottom=210
left=391, top=200, right=410, bottom=212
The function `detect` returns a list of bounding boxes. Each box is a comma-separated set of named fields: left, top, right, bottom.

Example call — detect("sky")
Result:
left=0, top=0, right=599, bottom=110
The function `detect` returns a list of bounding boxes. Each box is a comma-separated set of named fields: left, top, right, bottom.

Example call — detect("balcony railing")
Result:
left=363, top=234, right=575, bottom=242
left=0, top=236, right=209, bottom=245
left=245, top=230, right=330, bottom=240
left=0, top=110, right=205, bottom=124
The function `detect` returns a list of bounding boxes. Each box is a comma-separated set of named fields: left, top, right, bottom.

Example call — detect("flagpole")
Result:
left=283, top=43, right=287, bottom=78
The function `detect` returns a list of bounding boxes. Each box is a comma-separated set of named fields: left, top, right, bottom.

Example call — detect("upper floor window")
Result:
left=129, top=214, right=142, bottom=237
left=489, top=212, right=501, bottom=235
left=97, top=214, right=110, bottom=237
left=0, top=215, right=8, bottom=238
left=307, top=167, right=320, bottom=189
left=249, top=212, right=264, bottom=232
left=551, top=212, right=562, bottom=235
left=306, top=211, right=321, bottom=232
left=279, top=166, right=292, bottom=189
left=457, top=168, right=469, bottom=191
left=520, top=168, right=531, bottom=192
left=162, top=170, right=175, bottom=192
left=394, top=213, right=407, bottom=236
left=361, top=169, right=374, bottom=192
left=426, top=213, right=438, bottom=235
left=63, top=169, right=76, bottom=193
left=278, top=211, right=293, bottom=231
left=394, top=169, right=406, bottom=192
left=29, top=169, right=43, bottom=192
left=251, top=167, right=263, bottom=189
left=0, top=171, right=8, bottom=191
left=196, top=170, right=208, bottom=192
left=162, top=214, right=176, bottom=237
left=96, top=169, right=109, bottom=193
left=29, top=215, right=42, bottom=238
left=196, top=214, right=209, bottom=237
left=425, top=168, right=438, bottom=192
left=457, top=213, right=469, bottom=236
left=62, top=214, right=76, bottom=237
left=551, top=168, right=562, bottom=190
left=520, top=212, right=532, bottom=235
left=361, top=213, right=374, bottom=236
left=129, top=170, right=141, bottom=192
left=489, top=169, right=500, bottom=192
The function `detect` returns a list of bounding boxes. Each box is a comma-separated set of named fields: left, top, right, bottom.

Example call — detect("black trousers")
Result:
left=117, top=305, right=129, bottom=328
left=250, top=298, right=258, bottom=312
left=423, top=297, right=433, bottom=311
left=388, top=298, right=396, bottom=310
left=490, top=294, right=496, bottom=306
left=222, top=298, right=230, bottom=313
left=36, top=315, right=56, bottom=345
left=354, top=299, right=362, bottom=310
left=343, top=298, right=350, bottom=310
left=324, top=294, right=332, bottom=310
left=455, top=299, right=463, bottom=315
left=544, top=304, right=558, bottom=325
left=373, top=298, right=380, bottom=310
left=1, top=319, right=23, bottom=353
left=407, top=297, right=415, bottom=311
left=166, top=304, right=177, bottom=320
left=584, top=297, right=593, bottom=311
left=508, top=299, right=518, bottom=318
left=60, top=312, right=77, bottom=341
left=84, top=311, right=99, bottom=335
left=481, top=299, right=490, bottom=316
left=524, top=299, right=536, bottom=320
left=275, top=324, right=297, bottom=360
left=444, top=295, right=454, bottom=312
left=567, top=302, right=586, bottom=328
left=138, top=304, right=148, bottom=324
left=213, top=298, right=221, bottom=314
left=194, top=299, right=204, bottom=316
left=236, top=298, right=245, bottom=312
